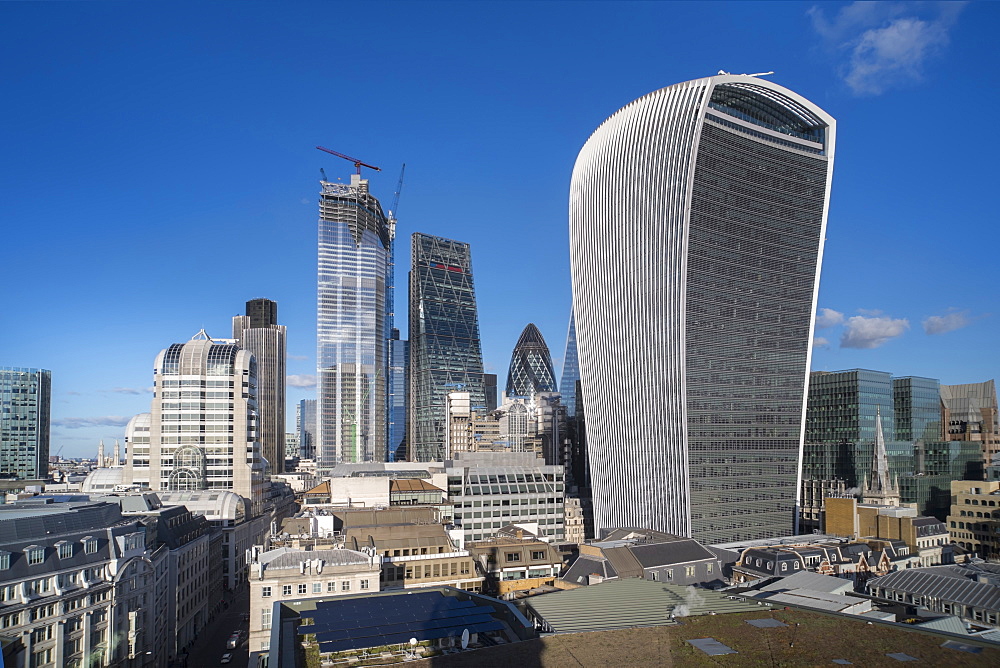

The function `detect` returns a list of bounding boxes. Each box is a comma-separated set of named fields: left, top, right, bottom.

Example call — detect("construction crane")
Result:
left=315, top=146, right=381, bottom=175
left=388, top=163, right=406, bottom=221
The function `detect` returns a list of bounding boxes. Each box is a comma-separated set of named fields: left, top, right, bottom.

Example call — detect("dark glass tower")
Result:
left=407, top=233, right=485, bottom=461
left=388, top=328, right=408, bottom=461
left=559, top=310, right=580, bottom=417
left=505, top=324, right=557, bottom=397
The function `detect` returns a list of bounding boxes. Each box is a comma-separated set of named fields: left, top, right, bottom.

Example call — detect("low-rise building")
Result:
left=247, top=544, right=380, bottom=654
left=825, top=497, right=951, bottom=566
left=467, top=526, right=563, bottom=597
left=0, top=500, right=165, bottom=667
left=867, top=562, right=1000, bottom=628
left=732, top=539, right=916, bottom=585
left=561, top=529, right=721, bottom=588
left=947, top=480, right=1000, bottom=559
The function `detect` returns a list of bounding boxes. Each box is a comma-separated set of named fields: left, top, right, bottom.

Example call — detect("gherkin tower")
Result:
left=505, top=323, right=557, bottom=398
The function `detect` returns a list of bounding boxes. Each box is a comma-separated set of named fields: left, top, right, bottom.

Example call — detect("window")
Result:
left=327, top=581, right=336, bottom=592
left=665, top=569, right=673, bottom=580
left=262, top=609, right=271, bottom=630
left=297, top=584, right=307, bottom=595
left=341, top=580, right=351, bottom=592
left=0, top=552, right=9, bottom=570
left=261, top=587, right=271, bottom=598
left=57, top=543, right=73, bottom=559
left=282, top=585, right=291, bottom=596
left=685, top=566, right=696, bottom=578
left=26, top=546, right=45, bottom=566
left=505, top=552, right=521, bottom=563
left=82, top=537, right=98, bottom=555
left=650, top=571, right=659, bottom=581
left=312, top=582, right=322, bottom=594
left=360, top=579, right=370, bottom=590
left=707, top=563, right=714, bottom=574
left=531, top=551, right=546, bottom=560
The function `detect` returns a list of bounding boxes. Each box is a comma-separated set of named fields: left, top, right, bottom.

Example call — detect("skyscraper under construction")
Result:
left=317, top=173, right=393, bottom=469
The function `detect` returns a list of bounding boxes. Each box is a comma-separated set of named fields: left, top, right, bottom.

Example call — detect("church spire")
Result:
left=862, top=406, right=900, bottom=505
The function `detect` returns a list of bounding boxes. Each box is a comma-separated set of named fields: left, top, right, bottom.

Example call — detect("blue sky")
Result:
left=2, top=2, right=997, bottom=458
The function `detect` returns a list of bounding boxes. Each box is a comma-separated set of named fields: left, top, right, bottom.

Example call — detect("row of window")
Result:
left=261, top=579, right=370, bottom=598
left=0, top=538, right=99, bottom=570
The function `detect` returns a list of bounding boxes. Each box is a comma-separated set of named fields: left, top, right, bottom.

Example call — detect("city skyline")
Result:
left=2, top=2, right=998, bottom=458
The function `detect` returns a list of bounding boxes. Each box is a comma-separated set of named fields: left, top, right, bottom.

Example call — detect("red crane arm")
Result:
left=315, top=146, right=382, bottom=174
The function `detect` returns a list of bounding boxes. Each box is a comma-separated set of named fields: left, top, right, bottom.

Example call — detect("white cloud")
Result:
left=286, top=374, right=317, bottom=388
left=809, top=2, right=966, bottom=95
left=110, top=386, right=154, bottom=395
left=840, top=315, right=910, bottom=349
left=923, top=310, right=971, bottom=335
left=816, top=308, right=844, bottom=329
left=813, top=336, right=831, bottom=348
left=856, top=307, right=884, bottom=316
left=53, top=416, right=132, bottom=429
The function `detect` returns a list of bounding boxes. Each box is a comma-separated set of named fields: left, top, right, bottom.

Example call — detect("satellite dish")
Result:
left=461, top=629, right=470, bottom=649
left=409, top=638, right=417, bottom=647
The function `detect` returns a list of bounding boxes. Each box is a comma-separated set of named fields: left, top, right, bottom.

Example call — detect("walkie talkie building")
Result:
left=569, top=74, right=836, bottom=543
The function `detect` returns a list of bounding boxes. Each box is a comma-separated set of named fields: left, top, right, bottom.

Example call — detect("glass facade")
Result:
left=894, top=376, right=941, bottom=444
left=569, top=75, right=835, bottom=544
left=387, top=330, right=408, bottom=462
left=685, top=92, right=830, bottom=543
left=505, top=323, right=557, bottom=398
left=805, top=369, right=901, bottom=486
left=559, top=310, right=579, bottom=418
left=317, top=175, right=392, bottom=468
left=0, top=367, right=51, bottom=480
left=408, top=233, right=485, bottom=462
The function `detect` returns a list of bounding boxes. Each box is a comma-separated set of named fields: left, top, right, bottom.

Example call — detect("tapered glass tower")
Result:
left=317, top=173, right=392, bottom=469
left=505, top=323, right=557, bottom=397
left=570, top=74, right=835, bottom=543
left=559, top=311, right=580, bottom=417
left=408, top=233, right=485, bottom=461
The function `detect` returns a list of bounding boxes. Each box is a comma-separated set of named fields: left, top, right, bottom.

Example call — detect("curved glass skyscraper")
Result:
left=317, top=174, right=392, bottom=468
left=569, top=74, right=835, bottom=543
left=505, top=323, right=557, bottom=398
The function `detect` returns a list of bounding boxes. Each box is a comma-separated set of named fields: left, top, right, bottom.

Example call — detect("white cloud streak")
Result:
left=809, top=2, right=966, bottom=95
left=815, top=308, right=844, bottom=329
left=53, top=416, right=132, bottom=429
left=840, top=315, right=910, bottom=349
left=813, top=336, right=831, bottom=348
left=286, top=374, right=317, bottom=389
left=110, top=387, right=154, bottom=395
left=923, top=310, right=971, bottom=335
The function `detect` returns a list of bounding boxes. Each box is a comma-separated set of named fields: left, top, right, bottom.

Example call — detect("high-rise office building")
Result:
left=505, top=323, right=557, bottom=398
left=388, top=328, right=408, bottom=461
left=233, top=297, right=287, bottom=474
left=317, top=173, right=393, bottom=469
left=138, top=331, right=267, bottom=514
left=0, top=367, right=51, bottom=480
left=805, top=369, right=900, bottom=486
left=559, top=310, right=580, bottom=418
left=297, top=399, right=317, bottom=460
left=569, top=74, right=835, bottom=543
left=483, top=373, right=498, bottom=413
left=408, top=233, right=486, bottom=462
left=941, top=380, right=1000, bottom=466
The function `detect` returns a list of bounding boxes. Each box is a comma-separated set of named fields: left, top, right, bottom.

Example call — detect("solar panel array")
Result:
left=298, top=592, right=504, bottom=654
